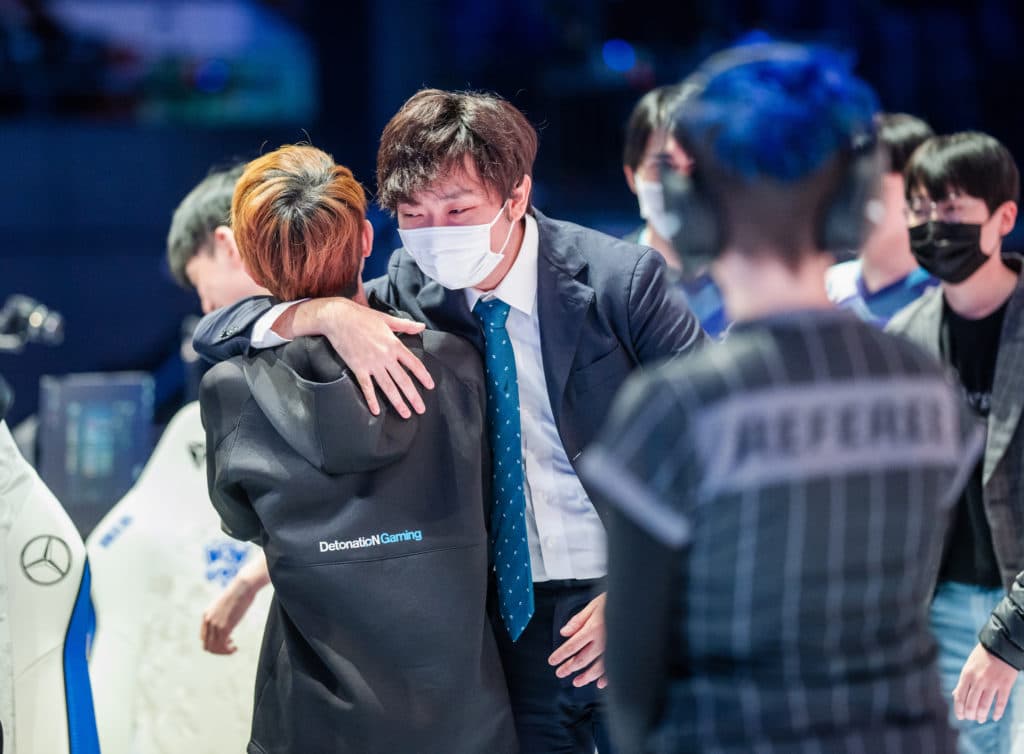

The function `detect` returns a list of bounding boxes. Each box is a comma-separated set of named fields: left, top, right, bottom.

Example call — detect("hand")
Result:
left=200, top=553, right=270, bottom=655
left=289, top=298, right=434, bottom=418
left=953, top=643, right=1020, bottom=723
left=548, top=592, right=608, bottom=689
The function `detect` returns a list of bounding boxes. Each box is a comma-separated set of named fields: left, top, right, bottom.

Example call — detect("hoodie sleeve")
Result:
left=199, top=361, right=262, bottom=543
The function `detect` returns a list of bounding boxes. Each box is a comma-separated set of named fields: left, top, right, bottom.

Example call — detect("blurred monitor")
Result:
left=38, top=371, right=154, bottom=535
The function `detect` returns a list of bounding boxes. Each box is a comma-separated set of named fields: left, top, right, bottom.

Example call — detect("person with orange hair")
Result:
left=198, top=144, right=516, bottom=754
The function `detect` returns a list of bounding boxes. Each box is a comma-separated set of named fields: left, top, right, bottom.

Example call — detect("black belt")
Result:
left=532, top=577, right=606, bottom=593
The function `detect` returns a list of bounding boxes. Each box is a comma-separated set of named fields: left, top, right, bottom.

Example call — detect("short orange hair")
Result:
left=232, top=145, right=367, bottom=300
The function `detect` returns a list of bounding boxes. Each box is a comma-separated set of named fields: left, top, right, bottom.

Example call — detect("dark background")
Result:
left=3, top=0, right=1024, bottom=428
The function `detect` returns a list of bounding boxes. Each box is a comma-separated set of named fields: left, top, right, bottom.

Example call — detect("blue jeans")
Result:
left=932, top=582, right=1024, bottom=754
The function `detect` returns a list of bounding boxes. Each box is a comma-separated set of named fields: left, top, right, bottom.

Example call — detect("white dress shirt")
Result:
left=250, top=215, right=607, bottom=581
left=464, top=215, right=606, bottom=582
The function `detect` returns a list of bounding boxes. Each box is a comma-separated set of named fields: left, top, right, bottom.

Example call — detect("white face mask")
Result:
left=398, top=202, right=517, bottom=290
left=635, top=177, right=662, bottom=220
left=635, top=177, right=681, bottom=241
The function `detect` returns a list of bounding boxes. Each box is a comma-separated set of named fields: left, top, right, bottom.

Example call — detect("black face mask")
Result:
left=659, top=166, right=721, bottom=273
left=909, top=221, right=989, bottom=284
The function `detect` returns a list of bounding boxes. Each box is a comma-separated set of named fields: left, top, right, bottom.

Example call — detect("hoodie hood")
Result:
left=241, top=330, right=420, bottom=475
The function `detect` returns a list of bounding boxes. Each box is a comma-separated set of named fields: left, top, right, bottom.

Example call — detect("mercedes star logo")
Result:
left=20, top=535, right=72, bottom=586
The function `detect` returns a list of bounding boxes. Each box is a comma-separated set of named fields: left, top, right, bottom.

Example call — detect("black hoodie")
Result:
left=199, top=304, right=516, bottom=754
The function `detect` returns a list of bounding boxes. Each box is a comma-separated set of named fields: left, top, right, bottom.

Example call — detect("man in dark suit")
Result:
left=887, top=131, right=1024, bottom=752
left=193, top=88, right=707, bottom=752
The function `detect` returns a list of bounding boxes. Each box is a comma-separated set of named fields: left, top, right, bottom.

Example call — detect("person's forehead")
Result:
left=406, top=159, right=494, bottom=205
left=909, top=182, right=983, bottom=202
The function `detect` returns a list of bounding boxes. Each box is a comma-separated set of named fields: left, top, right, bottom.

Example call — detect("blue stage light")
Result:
left=602, top=39, right=636, bottom=73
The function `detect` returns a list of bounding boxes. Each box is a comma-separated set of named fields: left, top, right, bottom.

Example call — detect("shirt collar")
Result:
left=464, top=214, right=539, bottom=316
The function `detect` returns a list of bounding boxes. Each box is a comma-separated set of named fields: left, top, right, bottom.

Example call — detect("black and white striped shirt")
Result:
left=583, top=309, right=981, bottom=754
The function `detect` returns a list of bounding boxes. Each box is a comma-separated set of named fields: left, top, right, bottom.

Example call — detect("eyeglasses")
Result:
left=904, top=193, right=985, bottom=227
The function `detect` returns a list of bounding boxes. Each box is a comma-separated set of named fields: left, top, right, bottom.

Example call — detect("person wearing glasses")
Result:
left=887, top=131, right=1024, bottom=753
left=825, top=113, right=938, bottom=327
left=621, top=85, right=729, bottom=338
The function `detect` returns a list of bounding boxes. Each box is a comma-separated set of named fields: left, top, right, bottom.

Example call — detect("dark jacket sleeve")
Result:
left=192, top=274, right=396, bottom=364
left=199, top=362, right=262, bottom=542
left=628, top=248, right=709, bottom=364
left=980, top=571, right=1024, bottom=669
left=192, top=295, right=276, bottom=364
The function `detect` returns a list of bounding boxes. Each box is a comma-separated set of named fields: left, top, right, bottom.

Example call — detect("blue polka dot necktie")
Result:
left=473, top=297, right=534, bottom=641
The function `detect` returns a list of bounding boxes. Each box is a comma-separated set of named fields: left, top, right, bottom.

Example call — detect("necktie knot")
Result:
left=473, top=298, right=511, bottom=329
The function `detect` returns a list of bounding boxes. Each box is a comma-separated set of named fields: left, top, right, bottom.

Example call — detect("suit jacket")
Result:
left=887, top=271, right=1024, bottom=590
left=194, top=209, right=708, bottom=509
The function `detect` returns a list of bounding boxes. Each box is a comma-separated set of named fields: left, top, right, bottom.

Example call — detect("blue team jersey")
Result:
left=677, top=271, right=729, bottom=339
left=826, top=259, right=937, bottom=329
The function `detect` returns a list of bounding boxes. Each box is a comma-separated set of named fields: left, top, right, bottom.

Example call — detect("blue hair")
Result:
left=677, top=42, right=879, bottom=182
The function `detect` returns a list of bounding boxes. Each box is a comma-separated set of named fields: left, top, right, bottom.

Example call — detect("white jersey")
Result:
left=86, top=402, right=271, bottom=754
left=0, top=419, right=98, bottom=754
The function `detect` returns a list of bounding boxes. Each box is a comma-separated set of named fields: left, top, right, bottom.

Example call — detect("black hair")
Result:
left=876, top=113, right=933, bottom=174
left=377, top=89, right=538, bottom=213
left=904, top=131, right=1020, bottom=213
left=166, top=163, right=246, bottom=288
left=622, top=84, right=684, bottom=171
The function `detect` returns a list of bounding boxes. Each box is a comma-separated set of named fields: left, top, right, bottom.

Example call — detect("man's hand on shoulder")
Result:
left=288, top=298, right=435, bottom=418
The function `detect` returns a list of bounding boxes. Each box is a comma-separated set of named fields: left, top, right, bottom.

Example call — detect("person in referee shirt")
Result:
left=581, top=41, right=982, bottom=753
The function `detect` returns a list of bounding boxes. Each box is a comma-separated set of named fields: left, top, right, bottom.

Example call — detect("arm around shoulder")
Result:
left=192, top=295, right=275, bottom=363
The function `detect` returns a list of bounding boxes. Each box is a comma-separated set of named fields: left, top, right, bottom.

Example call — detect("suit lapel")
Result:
left=984, top=275, right=1024, bottom=484
left=415, top=277, right=485, bottom=353
left=534, top=212, right=595, bottom=425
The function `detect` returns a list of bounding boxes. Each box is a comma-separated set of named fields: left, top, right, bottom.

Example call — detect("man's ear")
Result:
left=361, top=218, right=374, bottom=259
left=623, top=165, right=637, bottom=194
left=998, top=201, right=1018, bottom=236
left=213, top=226, right=244, bottom=267
left=510, top=175, right=533, bottom=221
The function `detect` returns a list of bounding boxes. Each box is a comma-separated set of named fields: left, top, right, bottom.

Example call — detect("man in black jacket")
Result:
left=200, top=144, right=515, bottom=754
left=891, top=133, right=1024, bottom=748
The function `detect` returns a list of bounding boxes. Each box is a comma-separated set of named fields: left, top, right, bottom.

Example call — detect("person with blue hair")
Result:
left=581, top=41, right=977, bottom=752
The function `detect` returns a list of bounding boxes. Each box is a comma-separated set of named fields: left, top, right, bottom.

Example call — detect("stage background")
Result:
left=2, top=0, right=1022, bottom=523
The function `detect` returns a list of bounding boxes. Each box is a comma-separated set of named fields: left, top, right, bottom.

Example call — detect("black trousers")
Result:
left=491, top=578, right=614, bottom=754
